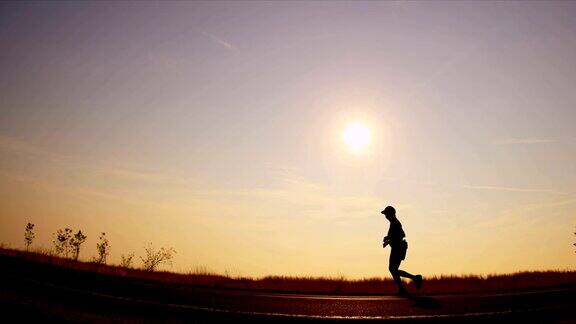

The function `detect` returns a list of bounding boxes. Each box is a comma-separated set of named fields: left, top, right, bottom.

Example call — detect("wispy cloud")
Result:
left=461, top=184, right=570, bottom=195
left=0, top=136, right=383, bottom=227
left=378, top=175, right=569, bottom=196
left=0, top=135, right=191, bottom=188
left=475, top=195, right=576, bottom=230
left=200, top=30, right=237, bottom=51
left=493, top=138, right=554, bottom=145
left=194, top=166, right=384, bottom=223
left=0, top=135, right=47, bottom=156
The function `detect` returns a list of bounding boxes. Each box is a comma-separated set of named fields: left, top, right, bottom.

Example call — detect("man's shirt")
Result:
left=386, top=218, right=406, bottom=247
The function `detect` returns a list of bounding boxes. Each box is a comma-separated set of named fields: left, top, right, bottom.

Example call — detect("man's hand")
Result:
left=383, top=236, right=390, bottom=248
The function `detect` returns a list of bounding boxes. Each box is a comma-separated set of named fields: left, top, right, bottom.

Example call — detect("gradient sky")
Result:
left=1, top=1, right=575, bottom=278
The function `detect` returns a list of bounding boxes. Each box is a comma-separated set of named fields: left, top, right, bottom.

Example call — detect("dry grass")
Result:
left=2, top=247, right=575, bottom=295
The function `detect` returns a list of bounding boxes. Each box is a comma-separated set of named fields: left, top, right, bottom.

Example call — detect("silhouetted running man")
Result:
left=381, top=206, right=423, bottom=296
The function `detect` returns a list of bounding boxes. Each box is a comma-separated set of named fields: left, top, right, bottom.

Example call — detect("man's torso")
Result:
left=387, top=218, right=406, bottom=247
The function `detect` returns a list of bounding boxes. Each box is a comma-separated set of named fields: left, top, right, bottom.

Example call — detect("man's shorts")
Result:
left=391, top=240, right=408, bottom=261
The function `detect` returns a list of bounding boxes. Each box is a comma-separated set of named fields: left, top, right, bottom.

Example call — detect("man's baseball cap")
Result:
left=381, top=206, right=395, bottom=215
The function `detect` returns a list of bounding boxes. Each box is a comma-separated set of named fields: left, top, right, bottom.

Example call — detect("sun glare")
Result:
left=342, top=121, right=371, bottom=153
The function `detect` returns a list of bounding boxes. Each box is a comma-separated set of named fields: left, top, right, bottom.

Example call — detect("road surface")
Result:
left=1, top=255, right=574, bottom=322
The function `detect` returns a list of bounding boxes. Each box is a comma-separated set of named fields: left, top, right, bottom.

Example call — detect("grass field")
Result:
left=2, top=247, right=575, bottom=295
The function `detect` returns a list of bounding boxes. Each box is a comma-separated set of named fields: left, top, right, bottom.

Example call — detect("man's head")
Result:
left=381, top=206, right=396, bottom=220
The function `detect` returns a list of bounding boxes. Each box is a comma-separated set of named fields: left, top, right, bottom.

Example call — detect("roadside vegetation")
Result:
left=6, top=222, right=574, bottom=295
left=22, top=222, right=175, bottom=271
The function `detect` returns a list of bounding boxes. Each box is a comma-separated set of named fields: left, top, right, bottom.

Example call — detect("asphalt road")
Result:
left=1, top=255, right=574, bottom=322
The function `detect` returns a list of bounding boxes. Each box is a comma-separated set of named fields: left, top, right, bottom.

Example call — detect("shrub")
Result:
left=121, top=252, right=135, bottom=268
left=69, top=230, right=87, bottom=261
left=53, top=228, right=73, bottom=257
left=140, top=243, right=176, bottom=271
left=94, top=232, right=110, bottom=264
left=24, top=222, right=35, bottom=251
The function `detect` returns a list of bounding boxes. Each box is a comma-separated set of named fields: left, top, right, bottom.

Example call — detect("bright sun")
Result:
left=342, top=121, right=371, bottom=153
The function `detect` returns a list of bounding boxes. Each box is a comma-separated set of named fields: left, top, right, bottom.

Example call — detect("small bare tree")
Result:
left=53, top=228, right=73, bottom=257
left=24, top=222, right=35, bottom=251
left=140, top=243, right=176, bottom=271
left=94, top=232, right=110, bottom=264
left=121, top=252, right=135, bottom=268
left=69, top=230, right=87, bottom=261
